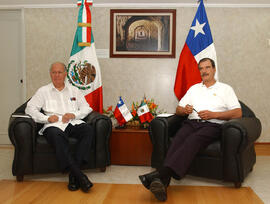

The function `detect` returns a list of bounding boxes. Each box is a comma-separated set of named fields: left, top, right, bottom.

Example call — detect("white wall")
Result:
left=1, top=2, right=269, bottom=142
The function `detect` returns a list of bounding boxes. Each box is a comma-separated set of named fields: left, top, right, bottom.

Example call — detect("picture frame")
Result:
left=110, top=9, right=176, bottom=58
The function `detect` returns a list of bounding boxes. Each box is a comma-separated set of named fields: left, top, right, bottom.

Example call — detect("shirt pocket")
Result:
left=45, top=100, right=58, bottom=113
left=67, top=99, right=77, bottom=112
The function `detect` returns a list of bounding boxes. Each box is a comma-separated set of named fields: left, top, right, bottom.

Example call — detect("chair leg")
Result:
left=99, top=167, right=106, bottom=172
left=234, top=182, right=242, bottom=188
left=16, top=175, right=24, bottom=182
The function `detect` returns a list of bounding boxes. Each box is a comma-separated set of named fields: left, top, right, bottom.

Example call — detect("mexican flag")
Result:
left=67, top=0, right=103, bottom=113
left=137, top=100, right=153, bottom=124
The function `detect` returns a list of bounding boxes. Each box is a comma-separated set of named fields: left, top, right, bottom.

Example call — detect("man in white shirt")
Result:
left=25, top=62, right=94, bottom=193
left=139, top=58, right=242, bottom=201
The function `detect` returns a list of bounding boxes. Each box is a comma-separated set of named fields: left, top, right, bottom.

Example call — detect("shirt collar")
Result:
left=50, top=82, right=68, bottom=92
left=201, top=81, right=218, bottom=89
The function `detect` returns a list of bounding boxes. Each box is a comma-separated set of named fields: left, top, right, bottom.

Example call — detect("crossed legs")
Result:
left=139, top=120, right=221, bottom=201
left=44, top=123, right=94, bottom=192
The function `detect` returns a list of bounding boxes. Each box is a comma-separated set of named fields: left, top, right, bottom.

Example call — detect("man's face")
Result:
left=50, top=63, right=67, bottom=88
left=198, top=60, right=216, bottom=83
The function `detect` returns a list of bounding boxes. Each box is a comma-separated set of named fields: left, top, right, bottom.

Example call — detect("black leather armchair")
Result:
left=8, top=100, right=112, bottom=181
left=149, top=101, right=261, bottom=188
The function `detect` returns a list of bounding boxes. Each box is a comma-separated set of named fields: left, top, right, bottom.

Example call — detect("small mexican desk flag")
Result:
left=137, top=98, right=153, bottom=123
left=67, top=0, right=103, bottom=113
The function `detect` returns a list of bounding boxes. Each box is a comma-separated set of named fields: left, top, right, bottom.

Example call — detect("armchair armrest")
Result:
left=221, top=116, right=261, bottom=182
left=150, top=115, right=186, bottom=147
left=84, top=111, right=112, bottom=167
left=83, top=111, right=108, bottom=124
left=166, top=115, right=187, bottom=138
left=8, top=114, right=37, bottom=176
left=221, top=117, right=262, bottom=153
left=149, top=114, right=186, bottom=168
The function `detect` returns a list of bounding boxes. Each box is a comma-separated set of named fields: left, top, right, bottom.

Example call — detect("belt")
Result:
left=190, top=119, right=207, bottom=123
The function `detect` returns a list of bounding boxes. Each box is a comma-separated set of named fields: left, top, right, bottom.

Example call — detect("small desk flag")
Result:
left=114, top=97, right=133, bottom=126
left=137, top=98, right=153, bottom=123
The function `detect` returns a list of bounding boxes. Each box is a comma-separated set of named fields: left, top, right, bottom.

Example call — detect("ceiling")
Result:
left=1, top=0, right=270, bottom=6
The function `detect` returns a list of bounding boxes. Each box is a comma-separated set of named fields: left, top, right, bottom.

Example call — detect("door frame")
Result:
left=0, top=8, right=26, bottom=144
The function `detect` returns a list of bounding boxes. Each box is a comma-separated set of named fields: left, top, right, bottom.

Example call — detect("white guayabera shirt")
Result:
left=25, top=82, right=92, bottom=134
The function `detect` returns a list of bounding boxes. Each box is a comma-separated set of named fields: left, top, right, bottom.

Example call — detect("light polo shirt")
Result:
left=25, top=82, right=92, bottom=134
left=179, top=82, right=241, bottom=124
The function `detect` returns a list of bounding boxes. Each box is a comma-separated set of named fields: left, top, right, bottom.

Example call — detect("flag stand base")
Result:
left=115, top=124, right=127, bottom=129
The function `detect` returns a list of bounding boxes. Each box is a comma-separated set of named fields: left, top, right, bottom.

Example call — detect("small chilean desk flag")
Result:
left=114, top=97, right=133, bottom=126
left=67, top=0, right=103, bottom=113
left=174, top=0, right=218, bottom=100
left=137, top=99, right=153, bottom=124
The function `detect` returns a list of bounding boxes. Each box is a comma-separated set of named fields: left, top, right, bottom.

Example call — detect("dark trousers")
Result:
left=44, top=123, right=94, bottom=172
left=164, top=120, right=221, bottom=178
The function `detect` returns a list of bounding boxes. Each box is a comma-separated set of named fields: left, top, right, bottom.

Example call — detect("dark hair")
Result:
left=198, top=58, right=215, bottom=68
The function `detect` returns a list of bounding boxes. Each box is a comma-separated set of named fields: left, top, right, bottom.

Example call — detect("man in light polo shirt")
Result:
left=139, top=58, right=242, bottom=201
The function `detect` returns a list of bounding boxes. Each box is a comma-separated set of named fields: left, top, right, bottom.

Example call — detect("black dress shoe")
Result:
left=79, top=174, right=93, bottom=192
left=150, top=178, right=167, bottom=202
left=68, top=174, right=80, bottom=191
left=139, top=170, right=160, bottom=190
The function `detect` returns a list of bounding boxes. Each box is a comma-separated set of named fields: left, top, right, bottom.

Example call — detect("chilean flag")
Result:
left=114, top=97, right=133, bottom=126
left=67, top=0, right=103, bottom=113
left=174, top=0, right=218, bottom=100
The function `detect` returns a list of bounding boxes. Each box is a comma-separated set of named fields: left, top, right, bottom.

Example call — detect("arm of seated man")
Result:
left=176, top=105, right=193, bottom=116
left=198, top=108, right=242, bottom=121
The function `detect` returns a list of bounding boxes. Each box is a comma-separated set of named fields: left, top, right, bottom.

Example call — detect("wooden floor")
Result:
left=0, top=180, right=263, bottom=204
left=0, top=144, right=268, bottom=203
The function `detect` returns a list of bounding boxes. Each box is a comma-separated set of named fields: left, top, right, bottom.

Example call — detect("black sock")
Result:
left=69, top=164, right=84, bottom=180
left=158, top=166, right=176, bottom=185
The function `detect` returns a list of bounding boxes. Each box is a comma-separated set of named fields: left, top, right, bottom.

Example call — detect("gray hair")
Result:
left=49, top=62, right=67, bottom=72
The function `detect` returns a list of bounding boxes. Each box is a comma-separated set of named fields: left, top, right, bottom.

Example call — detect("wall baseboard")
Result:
left=0, top=145, right=13, bottom=149
left=1, top=143, right=270, bottom=155
left=255, top=143, right=270, bottom=156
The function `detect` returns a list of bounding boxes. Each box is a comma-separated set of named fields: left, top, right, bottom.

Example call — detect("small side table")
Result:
left=110, top=127, right=152, bottom=166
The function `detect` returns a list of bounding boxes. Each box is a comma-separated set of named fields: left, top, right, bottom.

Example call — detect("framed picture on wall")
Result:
left=110, top=9, right=176, bottom=58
